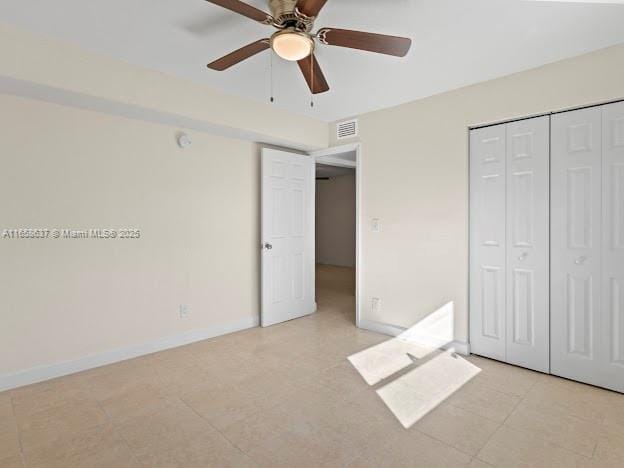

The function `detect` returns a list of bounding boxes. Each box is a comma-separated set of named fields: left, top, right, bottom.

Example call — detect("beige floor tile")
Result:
left=21, top=424, right=136, bottom=468
left=333, top=389, right=408, bottom=460
left=0, top=430, right=22, bottom=462
left=504, top=400, right=600, bottom=457
left=0, top=392, right=14, bottom=419
left=445, top=379, right=522, bottom=423
left=469, top=458, right=494, bottom=468
left=181, top=370, right=300, bottom=432
left=0, top=455, right=24, bottom=468
left=523, top=374, right=616, bottom=424
left=132, top=429, right=256, bottom=468
left=155, top=362, right=223, bottom=395
left=314, top=361, right=371, bottom=397
left=467, top=355, right=541, bottom=398
left=265, top=353, right=343, bottom=383
left=192, top=353, right=271, bottom=390
left=242, top=427, right=357, bottom=467
left=591, top=431, right=624, bottom=467
left=413, top=402, right=500, bottom=456
left=602, top=395, right=624, bottom=435
left=115, top=398, right=214, bottom=460
left=220, top=404, right=294, bottom=455
left=98, top=381, right=172, bottom=424
left=347, top=430, right=472, bottom=468
left=81, top=361, right=162, bottom=402
left=224, top=384, right=375, bottom=466
left=18, top=400, right=108, bottom=453
left=326, top=331, right=388, bottom=355
left=10, top=375, right=93, bottom=421
left=0, top=393, right=20, bottom=462
left=477, top=425, right=590, bottom=467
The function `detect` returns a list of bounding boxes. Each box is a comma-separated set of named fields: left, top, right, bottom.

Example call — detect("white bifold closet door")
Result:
left=551, top=102, right=624, bottom=393
left=470, top=116, right=550, bottom=373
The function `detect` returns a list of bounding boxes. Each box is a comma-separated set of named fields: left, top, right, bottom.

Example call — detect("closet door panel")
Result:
left=505, top=116, right=550, bottom=373
left=602, top=101, right=624, bottom=392
left=470, top=125, right=507, bottom=361
left=551, top=107, right=602, bottom=386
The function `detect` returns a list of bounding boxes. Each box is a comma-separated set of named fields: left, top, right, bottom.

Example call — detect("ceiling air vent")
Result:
left=336, top=119, right=358, bottom=140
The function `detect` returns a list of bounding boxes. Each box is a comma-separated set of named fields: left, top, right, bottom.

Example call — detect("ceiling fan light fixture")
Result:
left=271, top=30, right=314, bottom=61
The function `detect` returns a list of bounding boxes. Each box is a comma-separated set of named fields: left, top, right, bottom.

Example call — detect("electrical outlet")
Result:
left=179, top=304, right=189, bottom=319
left=371, top=218, right=381, bottom=232
left=371, top=297, right=381, bottom=315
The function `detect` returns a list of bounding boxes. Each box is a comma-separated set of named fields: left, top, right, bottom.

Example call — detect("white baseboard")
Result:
left=358, top=319, right=471, bottom=356
left=0, top=316, right=259, bottom=392
left=444, top=340, right=471, bottom=356
left=359, top=319, right=406, bottom=337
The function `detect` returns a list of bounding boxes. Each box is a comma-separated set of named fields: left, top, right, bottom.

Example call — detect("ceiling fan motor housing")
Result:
left=205, top=0, right=413, bottom=95
left=269, top=0, right=314, bottom=32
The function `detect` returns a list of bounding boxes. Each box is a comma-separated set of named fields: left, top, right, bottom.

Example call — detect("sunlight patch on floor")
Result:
left=348, top=302, right=455, bottom=385
left=376, top=349, right=481, bottom=428
left=347, top=302, right=481, bottom=428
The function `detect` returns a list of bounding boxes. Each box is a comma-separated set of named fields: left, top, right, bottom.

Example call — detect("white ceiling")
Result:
left=1, top=0, right=623, bottom=122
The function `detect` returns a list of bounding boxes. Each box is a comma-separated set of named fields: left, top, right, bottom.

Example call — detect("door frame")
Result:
left=308, top=143, right=362, bottom=328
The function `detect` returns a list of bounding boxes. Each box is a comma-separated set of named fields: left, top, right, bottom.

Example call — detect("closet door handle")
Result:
left=518, top=252, right=528, bottom=261
left=574, top=256, right=587, bottom=265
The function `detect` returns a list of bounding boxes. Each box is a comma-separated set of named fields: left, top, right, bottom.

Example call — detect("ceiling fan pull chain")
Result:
left=270, top=49, right=274, bottom=103
left=310, top=53, right=314, bottom=108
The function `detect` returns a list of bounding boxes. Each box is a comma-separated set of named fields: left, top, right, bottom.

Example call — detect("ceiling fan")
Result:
left=205, top=0, right=412, bottom=95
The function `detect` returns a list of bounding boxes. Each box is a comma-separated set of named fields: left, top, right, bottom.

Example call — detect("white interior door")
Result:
left=470, top=124, right=507, bottom=362
left=261, top=148, right=315, bottom=327
left=601, top=101, right=624, bottom=393
left=551, top=107, right=603, bottom=387
left=505, top=117, right=550, bottom=373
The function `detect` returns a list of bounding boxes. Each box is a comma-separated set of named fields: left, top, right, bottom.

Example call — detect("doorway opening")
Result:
left=259, top=143, right=361, bottom=329
left=313, top=148, right=359, bottom=327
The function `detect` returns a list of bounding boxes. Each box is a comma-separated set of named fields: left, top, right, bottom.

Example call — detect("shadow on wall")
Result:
left=348, top=302, right=481, bottom=428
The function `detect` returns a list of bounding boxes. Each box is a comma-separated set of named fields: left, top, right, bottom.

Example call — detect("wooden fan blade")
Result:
left=207, top=39, right=270, bottom=71
left=204, top=0, right=272, bottom=24
left=296, top=0, right=329, bottom=17
left=318, top=28, right=411, bottom=57
left=297, top=54, right=330, bottom=94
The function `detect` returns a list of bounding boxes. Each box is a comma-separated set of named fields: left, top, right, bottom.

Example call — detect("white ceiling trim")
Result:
left=0, top=75, right=323, bottom=152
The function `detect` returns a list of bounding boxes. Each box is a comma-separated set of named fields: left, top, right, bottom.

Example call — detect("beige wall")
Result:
left=335, top=43, right=624, bottom=343
left=0, top=94, right=260, bottom=376
left=0, top=23, right=328, bottom=151
left=316, top=174, right=356, bottom=268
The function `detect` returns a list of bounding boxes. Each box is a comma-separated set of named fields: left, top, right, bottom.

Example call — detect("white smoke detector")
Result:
left=177, top=133, right=192, bottom=149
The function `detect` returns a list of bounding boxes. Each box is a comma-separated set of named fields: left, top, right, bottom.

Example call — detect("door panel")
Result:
left=261, top=148, right=315, bottom=327
left=512, top=269, right=534, bottom=345
left=505, top=116, right=550, bottom=372
left=602, top=101, right=624, bottom=391
left=482, top=266, right=503, bottom=339
left=470, top=125, right=507, bottom=361
left=566, top=274, right=593, bottom=357
left=551, top=107, right=603, bottom=386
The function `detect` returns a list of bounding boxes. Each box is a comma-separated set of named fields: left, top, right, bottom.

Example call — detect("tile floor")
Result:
left=1, top=264, right=623, bottom=467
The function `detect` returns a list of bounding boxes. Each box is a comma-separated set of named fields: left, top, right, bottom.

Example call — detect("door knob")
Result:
left=518, top=252, right=528, bottom=261
left=574, top=256, right=587, bottom=265
left=263, top=242, right=273, bottom=250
